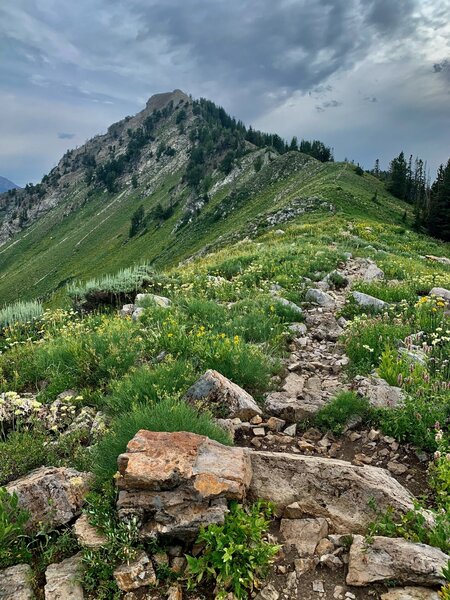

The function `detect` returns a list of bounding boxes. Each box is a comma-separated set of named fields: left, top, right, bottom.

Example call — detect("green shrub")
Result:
left=0, top=300, right=43, bottom=328
left=93, top=399, right=231, bottom=483
left=67, top=264, right=154, bottom=300
left=186, top=501, right=280, bottom=599
left=0, top=487, right=31, bottom=567
left=314, top=392, right=372, bottom=434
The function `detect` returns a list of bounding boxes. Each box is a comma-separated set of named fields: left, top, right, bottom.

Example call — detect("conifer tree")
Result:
left=387, top=151, right=407, bottom=199
left=428, top=160, right=450, bottom=241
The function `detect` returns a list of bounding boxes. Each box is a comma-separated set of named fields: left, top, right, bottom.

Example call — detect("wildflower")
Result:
left=434, top=451, right=441, bottom=460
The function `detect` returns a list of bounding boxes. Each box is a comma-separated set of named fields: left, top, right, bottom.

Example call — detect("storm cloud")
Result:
left=0, top=0, right=449, bottom=185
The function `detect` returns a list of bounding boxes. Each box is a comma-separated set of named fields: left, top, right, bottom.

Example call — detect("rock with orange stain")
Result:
left=117, top=430, right=251, bottom=540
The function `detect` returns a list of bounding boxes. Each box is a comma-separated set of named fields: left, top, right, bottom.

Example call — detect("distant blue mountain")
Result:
left=0, top=176, right=20, bottom=193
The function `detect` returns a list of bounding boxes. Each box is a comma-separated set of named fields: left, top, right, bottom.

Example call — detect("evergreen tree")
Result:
left=428, top=159, right=450, bottom=241
left=129, top=205, right=145, bottom=237
left=387, top=151, right=407, bottom=199
left=373, top=159, right=380, bottom=178
left=289, top=136, right=299, bottom=151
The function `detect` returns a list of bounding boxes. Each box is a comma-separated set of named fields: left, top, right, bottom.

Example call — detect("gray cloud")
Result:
left=0, top=0, right=449, bottom=184
left=57, top=132, right=75, bottom=139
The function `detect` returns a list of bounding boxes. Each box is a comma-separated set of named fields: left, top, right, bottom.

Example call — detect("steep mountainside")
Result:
left=0, top=176, right=20, bottom=194
left=0, top=90, right=409, bottom=305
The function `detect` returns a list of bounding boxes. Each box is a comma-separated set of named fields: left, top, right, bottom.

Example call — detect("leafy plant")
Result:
left=314, top=392, right=372, bottom=434
left=0, top=487, right=31, bottom=567
left=0, top=300, right=43, bottom=328
left=186, top=501, right=280, bottom=599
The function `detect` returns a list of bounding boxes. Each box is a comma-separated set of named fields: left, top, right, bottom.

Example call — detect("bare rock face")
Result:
left=248, top=451, right=416, bottom=533
left=44, top=554, right=84, bottom=599
left=347, top=535, right=449, bottom=587
left=0, top=564, right=34, bottom=600
left=381, top=588, right=440, bottom=600
left=280, top=517, right=328, bottom=556
left=117, top=430, right=252, bottom=539
left=183, top=370, right=262, bottom=420
left=6, top=467, right=91, bottom=531
left=113, top=551, right=156, bottom=591
left=73, top=514, right=107, bottom=548
left=353, top=374, right=405, bottom=408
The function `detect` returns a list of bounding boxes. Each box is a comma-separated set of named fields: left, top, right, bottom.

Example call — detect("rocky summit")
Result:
left=0, top=89, right=449, bottom=600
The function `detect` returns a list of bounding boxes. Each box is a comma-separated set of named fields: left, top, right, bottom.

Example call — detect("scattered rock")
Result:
left=352, top=291, right=387, bottom=311
left=254, top=583, right=280, bottom=600
left=117, top=431, right=252, bottom=539
left=429, top=287, right=450, bottom=303
left=265, top=391, right=325, bottom=422
left=0, top=564, right=34, bottom=600
left=267, top=417, right=286, bottom=432
left=135, top=293, right=171, bottom=308
left=73, top=514, right=107, bottom=548
left=387, top=461, right=408, bottom=476
left=347, top=535, right=449, bottom=587
left=306, top=313, right=343, bottom=341
left=120, top=304, right=135, bottom=317
left=288, top=323, right=307, bottom=336
left=6, top=467, right=91, bottom=531
left=295, top=557, right=316, bottom=576
left=132, top=307, right=145, bottom=321
left=363, top=263, right=384, bottom=282
left=280, top=517, right=328, bottom=556
left=113, top=551, right=157, bottom=591
left=425, top=255, right=450, bottom=266
left=183, top=370, right=262, bottom=420
left=305, top=288, right=335, bottom=308
left=44, top=554, right=84, bottom=600
left=312, top=580, right=325, bottom=593
left=167, top=584, right=183, bottom=600
left=248, top=451, right=417, bottom=532
left=274, top=297, right=303, bottom=316
left=284, top=424, right=297, bottom=436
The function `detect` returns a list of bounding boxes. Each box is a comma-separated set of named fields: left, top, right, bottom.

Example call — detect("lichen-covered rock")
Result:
left=0, top=564, right=34, bottom=600
left=353, top=374, right=405, bottom=408
left=6, top=467, right=91, bottom=531
left=117, top=430, right=252, bottom=539
left=183, top=370, right=262, bottom=420
left=113, top=551, right=156, bottom=591
left=347, top=535, right=449, bottom=587
left=44, top=554, right=84, bottom=599
left=248, top=451, right=417, bottom=533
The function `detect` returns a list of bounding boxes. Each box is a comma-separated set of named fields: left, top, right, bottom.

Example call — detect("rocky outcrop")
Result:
left=248, top=451, right=416, bottom=532
left=73, top=514, right=107, bottom=548
left=353, top=374, right=405, bottom=408
left=352, top=291, right=387, bottom=311
left=183, top=370, right=262, bottom=420
left=44, top=554, right=84, bottom=599
left=117, top=430, right=252, bottom=539
left=113, top=551, right=156, bottom=591
left=6, top=467, right=91, bottom=531
left=0, top=564, right=34, bottom=600
left=347, top=536, right=448, bottom=587
left=381, top=588, right=440, bottom=600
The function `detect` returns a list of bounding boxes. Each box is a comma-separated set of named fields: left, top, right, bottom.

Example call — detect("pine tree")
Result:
left=373, top=159, right=380, bottom=178
left=387, top=151, right=407, bottom=199
left=129, top=205, right=145, bottom=237
left=428, top=160, right=450, bottom=241
left=289, top=136, right=299, bottom=151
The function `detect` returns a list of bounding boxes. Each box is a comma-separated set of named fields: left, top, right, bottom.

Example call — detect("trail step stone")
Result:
left=0, top=564, right=34, bottom=600
left=44, top=554, right=84, bottom=599
left=6, top=467, right=91, bottom=531
left=305, top=288, right=335, bottom=307
left=248, top=451, right=418, bottom=533
left=183, top=369, right=262, bottom=420
left=347, top=535, right=449, bottom=587
left=117, top=430, right=252, bottom=539
left=381, top=588, right=440, bottom=600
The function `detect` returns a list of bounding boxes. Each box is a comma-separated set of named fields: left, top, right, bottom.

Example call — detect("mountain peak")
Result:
left=145, top=89, right=189, bottom=113
left=0, top=176, right=20, bottom=194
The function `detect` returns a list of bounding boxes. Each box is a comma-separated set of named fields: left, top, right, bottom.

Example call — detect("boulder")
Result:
left=425, top=255, right=450, bottom=266
left=113, top=551, right=156, bottom=591
left=363, top=262, right=384, bottom=282
left=430, top=287, right=450, bottom=303
left=288, top=322, right=307, bottom=337
left=183, top=370, right=262, bottom=420
left=120, top=304, right=136, bottom=317
left=305, top=288, right=335, bottom=308
left=353, top=375, right=405, bottom=408
left=135, top=293, right=171, bottom=308
left=73, top=514, right=107, bottom=548
left=0, top=564, right=34, bottom=600
left=131, top=307, right=145, bottom=321
left=347, top=535, right=448, bottom=587
left=264, top=391, right=326, bottom=422
left=274, top=297, right=303, bottom=316
left=6, top=467, right=91, bottom=531
left=352, top=291, right=387, bottom=311
left=381, top=588, right=440, bottom=600
left=280, top=517, right=328, bottom=556
left=306, top=313, right=343, bottom=341
left=117, top=431, right=252, bottom=539
left=44, top=554, right=84, bottom=600
left=248, top=451, right=417, bottom=533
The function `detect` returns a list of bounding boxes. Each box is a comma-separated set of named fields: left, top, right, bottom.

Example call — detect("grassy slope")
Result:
left=0, top=152, right=434, bottom=306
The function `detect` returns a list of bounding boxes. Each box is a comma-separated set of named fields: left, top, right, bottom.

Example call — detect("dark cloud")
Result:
left=57, top=132, right=75, bottom=139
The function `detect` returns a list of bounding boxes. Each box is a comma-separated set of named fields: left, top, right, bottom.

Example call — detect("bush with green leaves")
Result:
left=0, top=300, right=43, bottom=328
left=314, top=392, right=372, bottom=435
left=186, top=501, right=280, bottom=599
left=0, top=487, right=31, bottom=567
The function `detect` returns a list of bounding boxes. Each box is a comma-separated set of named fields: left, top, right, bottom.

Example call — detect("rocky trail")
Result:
left=1, top=257, right=447, bottom=600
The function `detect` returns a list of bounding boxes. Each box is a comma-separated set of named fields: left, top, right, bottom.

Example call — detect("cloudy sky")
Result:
left=1, top=0, right=449, bottom=186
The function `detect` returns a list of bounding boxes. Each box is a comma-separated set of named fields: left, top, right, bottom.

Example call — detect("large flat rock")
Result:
left=6, top=467, right=91, bottom=531
left=347, top=535, right=448, bottom=587
left=117, top=430, right=252, bottom=539
left=44, top=554, right=84, bottom=599
left=248, top=451, right=416, bottom=533
left=381, top=588, right=440, bottom=600
left=0, top=564, right=34, bottom=600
